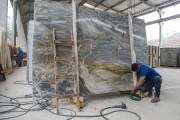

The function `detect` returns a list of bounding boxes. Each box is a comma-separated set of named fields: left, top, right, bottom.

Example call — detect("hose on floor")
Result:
left=0, top=80, right=142, bottom=120
left=0, top=93, right=142, bottom=120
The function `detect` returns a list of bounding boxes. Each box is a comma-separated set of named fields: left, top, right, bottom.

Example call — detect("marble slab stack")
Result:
left=160, top=48, right=179, bottom=67
left=32, top=0, right=148, bottom=98
left=148, top=45, right=159, bottom=68
left=27, top=20, right=34, bottom=83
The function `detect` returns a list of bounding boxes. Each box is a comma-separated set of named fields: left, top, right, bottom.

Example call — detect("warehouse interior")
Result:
left=0, top=0, right=180, bottom=120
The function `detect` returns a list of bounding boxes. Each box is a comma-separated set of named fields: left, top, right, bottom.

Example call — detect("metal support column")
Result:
left=13, top=0, right=17, bottom=46
left=158, top=10, right=163, bottom=67
left=127, top=0, right=137, bottom=86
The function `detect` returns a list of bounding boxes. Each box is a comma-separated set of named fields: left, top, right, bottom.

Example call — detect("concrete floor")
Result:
left=0, top=66, right=180, bottom=120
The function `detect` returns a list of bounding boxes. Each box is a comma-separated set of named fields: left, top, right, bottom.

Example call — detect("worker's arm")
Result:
left=131, top=76, right=145, bottom=93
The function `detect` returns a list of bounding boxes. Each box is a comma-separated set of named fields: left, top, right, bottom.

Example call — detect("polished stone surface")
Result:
left=27, top=20, right=34, bottom=83
left=160, top=48, right=179, bottom=67
left=33, top=0, right=148, bottom=98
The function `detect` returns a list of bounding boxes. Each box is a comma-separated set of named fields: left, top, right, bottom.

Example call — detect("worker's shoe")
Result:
left=147, top=89, right=153, bottom=97
left=151, top=97, right=160, bottom=103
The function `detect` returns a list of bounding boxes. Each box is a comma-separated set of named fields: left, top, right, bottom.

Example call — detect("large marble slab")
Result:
left=33, top=0, right=148, bottom=98
left=27, top=20, right=34, bottom=83
left=160, top=48, right=179, bottom=67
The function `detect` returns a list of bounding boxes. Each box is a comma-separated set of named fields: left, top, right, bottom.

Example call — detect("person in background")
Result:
left=17, top=46, right=23, bottom=66
left=131, top=63, right=162, bottom=103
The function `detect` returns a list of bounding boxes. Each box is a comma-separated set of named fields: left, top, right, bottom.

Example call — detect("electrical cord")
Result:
left=0, top=93, right=142, bottom=120
left=0, top=81, right=142, bottom=120
left=0, top=104, right=19, bottom=114
left=13, top=80, right=32, bottom=85
left=0, top=103, right=39, bottom=120
left=100, top=107, right=142, bottom=120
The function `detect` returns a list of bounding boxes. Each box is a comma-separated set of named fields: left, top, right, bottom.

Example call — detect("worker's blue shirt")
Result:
left=139, top=64, right=161, bottom=80
left=18, top=48, right=23, bottom=61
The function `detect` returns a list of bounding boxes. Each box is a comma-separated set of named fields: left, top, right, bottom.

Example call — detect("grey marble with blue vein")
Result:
left=33, top=0, right=148, bottom=98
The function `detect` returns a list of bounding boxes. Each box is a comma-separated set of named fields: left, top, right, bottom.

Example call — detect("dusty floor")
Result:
left=0, top=66, right=180, bottom=120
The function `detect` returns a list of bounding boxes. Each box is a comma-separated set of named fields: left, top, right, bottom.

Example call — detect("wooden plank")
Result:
left=149, top=46, right=153, bottom=67
left=127, top=5, right=137, bottom=87
left=72, top=0, right=80, bottom=112
left=57, top=94, right=77, bottom=99
left=155, top=46, right=159, bottom=67
left=55, top=56, right=74, bottom=62
left=148, top=46, right=150, bottom=66
left=55, top=40, right=73, bottom=46
left=53, top=28, right=59, bottom=114
left=56, top=74, right=76, bottom=79
left=152, top=46, right=156, bottom=68
left=71, top=31, right=77, bottom=95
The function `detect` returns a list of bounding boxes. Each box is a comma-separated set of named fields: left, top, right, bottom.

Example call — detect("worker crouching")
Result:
left=131, top=63, right=162, bottom=103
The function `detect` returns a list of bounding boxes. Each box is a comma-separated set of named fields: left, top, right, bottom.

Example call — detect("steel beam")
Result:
left=138, top=0, right=159, bottom=11
left=79, top=0, right=88, bottom=5
left=104, top=0, right=126, bottom=11
left=145, top=13, right=180, bottom=26
left=134, top=0, right=180, bottom=17
left=94, top=0, right=106, bottom=8
left=23, top=0, right=34, bottom=5
left=119, top=2, right=142, bottom=13
left=90, top=0, right=118, bottom=12
left=127, top=0, right=137, bottom=86
left=158, top=11, right=163, bottom=67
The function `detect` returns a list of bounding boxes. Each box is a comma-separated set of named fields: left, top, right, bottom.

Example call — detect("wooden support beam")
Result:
left=127, top=0, right=137, bottom=86
left=72, top=0, right=80, bottom=112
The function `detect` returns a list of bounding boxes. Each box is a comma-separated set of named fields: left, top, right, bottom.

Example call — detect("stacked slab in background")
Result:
left=148, top=45, right=159, bottom=68
left=33, top=0, right=148, bottom=98
left=160, top=48, right=179, bottom=67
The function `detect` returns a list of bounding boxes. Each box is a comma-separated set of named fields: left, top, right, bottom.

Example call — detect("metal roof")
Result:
left=11, top=0, right=180, bottom=35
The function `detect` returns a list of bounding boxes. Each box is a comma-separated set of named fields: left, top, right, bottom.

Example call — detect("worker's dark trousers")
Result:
left=141, top=76, right=162, bottom=98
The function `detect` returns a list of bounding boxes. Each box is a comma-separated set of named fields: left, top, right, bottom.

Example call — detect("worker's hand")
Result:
left=131, top=87, right=136, bottom=94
